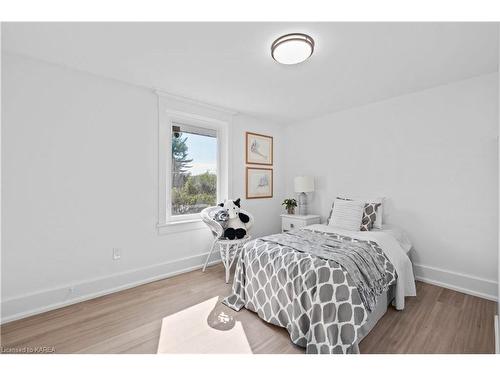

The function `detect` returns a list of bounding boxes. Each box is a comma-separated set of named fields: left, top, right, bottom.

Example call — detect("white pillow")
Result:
left=329, top=199, right=365, bottom=231
left=341, top=195, right=385, bottom=229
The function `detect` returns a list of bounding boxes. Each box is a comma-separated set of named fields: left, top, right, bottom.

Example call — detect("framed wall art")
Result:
left=246, top=167, right=273, bottom=199
left=246, top=132, right=273, bottom=165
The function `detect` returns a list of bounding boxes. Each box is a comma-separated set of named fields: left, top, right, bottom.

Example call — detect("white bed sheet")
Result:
left=372, top=224, right=413, bottom=254
left=306, top=224, right=416, bottom=309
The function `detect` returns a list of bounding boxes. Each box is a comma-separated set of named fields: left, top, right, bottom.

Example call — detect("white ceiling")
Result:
left=2, top=22, right=498, bottom=123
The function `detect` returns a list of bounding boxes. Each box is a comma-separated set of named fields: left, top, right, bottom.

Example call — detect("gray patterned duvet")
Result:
left=223, top=228, right=397, bottom=354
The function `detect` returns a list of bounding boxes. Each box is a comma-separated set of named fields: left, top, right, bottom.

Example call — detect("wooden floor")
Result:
left=0, top=263, right=496, bottom=354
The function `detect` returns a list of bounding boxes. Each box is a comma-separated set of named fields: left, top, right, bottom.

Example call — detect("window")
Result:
left=156, top=92, right=231, bottom=232
left=171, top=123, right=218, bottom=216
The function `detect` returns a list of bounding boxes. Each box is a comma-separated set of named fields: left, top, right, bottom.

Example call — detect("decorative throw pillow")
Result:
left=326, top=197, right=348, bottom=225
left=360, top=202, right=381, bottom=231
left=360, top=197, right=384, bottom=229
left=329, top=199, right=365, bottom=231
left=211, top=209, right=229, bottom=229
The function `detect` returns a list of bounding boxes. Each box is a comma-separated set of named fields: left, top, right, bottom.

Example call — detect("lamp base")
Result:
left=298, top=192, right=307, bottom=215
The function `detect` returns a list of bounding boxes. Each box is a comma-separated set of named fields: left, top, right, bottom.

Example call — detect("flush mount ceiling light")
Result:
left=271, top=33, right=315, bottom=65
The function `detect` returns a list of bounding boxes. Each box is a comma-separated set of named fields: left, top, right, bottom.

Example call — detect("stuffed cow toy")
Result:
left=218, top=198, right=250, bottom=239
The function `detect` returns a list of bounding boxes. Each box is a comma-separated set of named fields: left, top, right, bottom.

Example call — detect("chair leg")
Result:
left=224, top=245, right=230, bottom=283
left=202, top=239, right=217, bottom=272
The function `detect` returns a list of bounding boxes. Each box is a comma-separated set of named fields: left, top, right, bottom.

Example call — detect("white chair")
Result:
left=201, top=206, right=254, bottom=283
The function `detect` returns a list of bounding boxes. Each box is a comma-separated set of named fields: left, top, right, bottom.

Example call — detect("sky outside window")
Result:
left=184, top=133, right=217, bottom=175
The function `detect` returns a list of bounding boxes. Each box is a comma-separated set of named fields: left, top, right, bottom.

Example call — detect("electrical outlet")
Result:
left=112, top=248, right=122, bottom=261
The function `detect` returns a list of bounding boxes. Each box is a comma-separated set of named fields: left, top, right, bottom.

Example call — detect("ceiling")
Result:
left=2, top=22, right=498, bottom=123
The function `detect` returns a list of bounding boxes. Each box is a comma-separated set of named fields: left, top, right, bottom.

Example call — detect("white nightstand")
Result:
left=281, top=214, right=321, bottom=233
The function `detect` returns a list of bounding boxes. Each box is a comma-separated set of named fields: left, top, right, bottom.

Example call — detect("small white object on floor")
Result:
left=156, top=296, right=252, bottom=354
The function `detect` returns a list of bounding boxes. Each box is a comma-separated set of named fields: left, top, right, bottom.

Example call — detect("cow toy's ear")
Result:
left=233, top=198, right=241, bottom=208
left=218, top=202, right=224, bottom=207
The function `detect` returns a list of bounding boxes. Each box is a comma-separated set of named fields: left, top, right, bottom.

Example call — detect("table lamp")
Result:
left=294, top=176, right=315, bottom=215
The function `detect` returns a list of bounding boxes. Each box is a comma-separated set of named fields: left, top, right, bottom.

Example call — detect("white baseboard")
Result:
left=0, top=251, right=221, bottom=324
left=413, top=263, right=498, bottom=302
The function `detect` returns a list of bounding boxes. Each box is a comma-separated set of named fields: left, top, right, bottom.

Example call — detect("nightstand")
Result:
left=280, top=214, right=321, bottom=233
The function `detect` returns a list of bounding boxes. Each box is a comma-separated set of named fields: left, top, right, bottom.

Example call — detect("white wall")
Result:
left=284, top=74, right=499, bottom=300
left=0, top=53, right=284, bottom=321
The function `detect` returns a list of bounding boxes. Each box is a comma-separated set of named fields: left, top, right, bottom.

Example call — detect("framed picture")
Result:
left=246, top=132, right=273, bottom=165
left=246, top=167, right=273, bottom=199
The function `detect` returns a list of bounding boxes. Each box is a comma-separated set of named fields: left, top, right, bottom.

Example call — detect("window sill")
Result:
left=156, top=219, right=208, bottom=235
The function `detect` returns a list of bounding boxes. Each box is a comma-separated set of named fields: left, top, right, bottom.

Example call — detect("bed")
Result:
left=223, top=223, right=416, bottom=354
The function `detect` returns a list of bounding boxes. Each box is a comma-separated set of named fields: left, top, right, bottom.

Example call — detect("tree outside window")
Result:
left=171, top=129, right=217, bottom=215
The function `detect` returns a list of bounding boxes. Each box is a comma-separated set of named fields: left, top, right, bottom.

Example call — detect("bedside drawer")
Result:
left=282, top=217, right=306, bottom=232
left=281, top=214, right=321, bottom=233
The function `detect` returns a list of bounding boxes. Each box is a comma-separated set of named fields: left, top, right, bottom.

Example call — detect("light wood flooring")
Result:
left=0, top=264, right=496, bottom=354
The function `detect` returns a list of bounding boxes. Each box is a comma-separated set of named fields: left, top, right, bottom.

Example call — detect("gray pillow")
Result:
left=360, top=202, right=381, bottom=231
left=212, top=209, right=229, bottom=229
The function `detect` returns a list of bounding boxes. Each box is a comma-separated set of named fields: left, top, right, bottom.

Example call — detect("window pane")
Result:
left=171, top=129, right=217, bottom=216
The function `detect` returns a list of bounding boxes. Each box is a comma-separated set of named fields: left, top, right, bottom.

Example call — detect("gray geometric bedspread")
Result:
left=222, top=228, right=397, bottom=354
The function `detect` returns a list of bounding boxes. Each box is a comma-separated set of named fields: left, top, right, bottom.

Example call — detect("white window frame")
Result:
left=156, top=92, right=231, bottom=234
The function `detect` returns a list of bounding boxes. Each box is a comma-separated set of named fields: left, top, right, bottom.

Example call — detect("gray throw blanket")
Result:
left=261, top=229, right=390, bottom=312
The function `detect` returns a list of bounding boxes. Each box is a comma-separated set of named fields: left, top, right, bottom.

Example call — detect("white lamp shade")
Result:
left=294, top=176, right=314, bottom=193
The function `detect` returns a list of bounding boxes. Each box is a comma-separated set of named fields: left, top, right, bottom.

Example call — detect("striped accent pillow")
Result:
left=329, top=199, right=365, bottom=231
left=326, top=196, right=348, bottom=225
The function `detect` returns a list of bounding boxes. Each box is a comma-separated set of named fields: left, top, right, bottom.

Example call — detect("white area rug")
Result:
left=157, top=296, right=252, bottom=354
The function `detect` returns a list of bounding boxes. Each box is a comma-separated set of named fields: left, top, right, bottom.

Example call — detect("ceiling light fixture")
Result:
left=271, top=33, right=315, bottom=65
